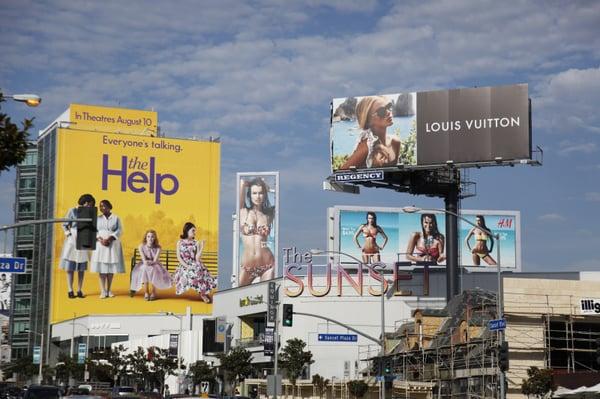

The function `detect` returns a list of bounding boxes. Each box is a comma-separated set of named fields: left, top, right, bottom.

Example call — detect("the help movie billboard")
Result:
left=51, top=129, right=220, bottom=323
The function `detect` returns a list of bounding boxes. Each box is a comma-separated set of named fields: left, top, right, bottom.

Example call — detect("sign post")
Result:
left=0, top=257, right=27, bottom=273
left=32, top=346, right=41, bottom=364
left=488, top=319, right=507, bottom=331
left=77, top=343, right=87, bottom=364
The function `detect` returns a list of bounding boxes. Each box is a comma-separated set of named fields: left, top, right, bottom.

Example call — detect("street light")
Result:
left=3, top=93, right=42, bottom=107
left=162, top=311, right=183, bottom=393
left=69, top=321, right=91, bottom=381
left=25, top=329, right=44, bottom=384
left=401, top=206, right=505, bottom=398
left=310, top=248, right=388, bottom=399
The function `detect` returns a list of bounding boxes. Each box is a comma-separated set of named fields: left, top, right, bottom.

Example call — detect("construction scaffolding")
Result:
left=371, top=289, right=503, bottom=398
left=362, top=280, right=600, bottom=399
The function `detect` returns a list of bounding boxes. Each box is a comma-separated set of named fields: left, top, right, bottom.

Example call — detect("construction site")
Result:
left=357, top=276, right=600, bottom=398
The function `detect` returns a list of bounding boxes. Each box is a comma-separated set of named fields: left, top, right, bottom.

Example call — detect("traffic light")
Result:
left=282, top=304, right=293, bottom=327
left=373, top=357, right=382, bottom=376
left=76, top=206, right=97, bottom=250
left=498, top=341, right=509, bottom=372
left=383, top=357, right=392, bottom=375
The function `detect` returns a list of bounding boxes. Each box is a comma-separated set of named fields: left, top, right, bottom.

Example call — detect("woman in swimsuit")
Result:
left=353, top=211, right=388, bottom=263
left=239, top=177, right=275, bottom=286
left=340, top=96, right=401, bottom=170
left=406, top=213, right=446, bottom=264
left=465, top=215, right=497, bottom=266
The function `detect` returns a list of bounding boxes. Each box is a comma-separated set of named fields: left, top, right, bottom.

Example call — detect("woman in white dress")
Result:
left=59, top=193, right=96, bottom=298
left=91, top=199, right=125, bottom=298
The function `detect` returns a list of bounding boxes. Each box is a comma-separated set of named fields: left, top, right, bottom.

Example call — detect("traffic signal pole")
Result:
left=0, top=218, right=92, bottom=232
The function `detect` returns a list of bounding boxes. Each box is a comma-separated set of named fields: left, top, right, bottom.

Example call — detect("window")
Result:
left=16, top=274, right=32, bottom=285
left=12, top=321, right=30, bottom=335
left=202, top=319, right=224, bottom=354
left=13, top=298, right=30, bottom=313
left=16, top=225, right=34, bottom=238
left=19, top=177, right=36, bottom=190
left=253, top=316, right=266, bottom=340
left=11, top=347, right=28, bottom=360
left=547, top=319, right=600, bottom=371
left=21, top=151, right=37, bottom=166
left=18, top=201, right=35, bottom=215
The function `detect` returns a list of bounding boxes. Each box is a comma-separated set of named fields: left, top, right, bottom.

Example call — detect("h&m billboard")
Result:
left=328, top=206, right=521, bottom=271
left=50, top=128, right=220, bottom=323
left=330, top=84, right=530, bottom=171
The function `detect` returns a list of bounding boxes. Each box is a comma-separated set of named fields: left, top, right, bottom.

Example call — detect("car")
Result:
left=76, top=387, right=92, bottom=395
left=23, top=385, right=61, bottom=399
left=110, top=387, right=136, bottom=398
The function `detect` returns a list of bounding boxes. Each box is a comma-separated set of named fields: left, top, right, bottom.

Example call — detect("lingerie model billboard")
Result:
left=327, top=206, right=521, bottom=271
left=330, top=84, right=530, bottom=171
left=234, top=172, right=279, bottom=287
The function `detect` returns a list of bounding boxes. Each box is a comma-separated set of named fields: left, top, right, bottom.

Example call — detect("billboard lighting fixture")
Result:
left=446, top=160, right=454, bottom=165
left=495, top=156, right=503, bottom=163
left=4, top=93, right=42, bottom=107
left=349, top=166, right=357, bottom=171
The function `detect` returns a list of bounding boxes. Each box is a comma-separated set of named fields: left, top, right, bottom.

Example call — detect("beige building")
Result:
left=504, top=276, right=600, bottom=398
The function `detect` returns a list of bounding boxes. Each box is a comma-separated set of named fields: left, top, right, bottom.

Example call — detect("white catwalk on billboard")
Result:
left=235, top=172, right=279, bottom=286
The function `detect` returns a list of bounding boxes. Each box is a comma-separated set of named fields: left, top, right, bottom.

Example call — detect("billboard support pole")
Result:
left=444, top=176, right=460, bottom=302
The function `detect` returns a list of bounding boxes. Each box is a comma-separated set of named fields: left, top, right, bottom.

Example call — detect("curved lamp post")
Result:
left=162, top=311, right=183, bottom=393
left=310, top=248, right=388, bottom=399
left=401, top=205, right=505, bottom=398
left=4, top=93, right=42, bottom=107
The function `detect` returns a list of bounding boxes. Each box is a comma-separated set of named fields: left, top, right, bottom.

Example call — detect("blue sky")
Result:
left=1, top=0, right=599, bottom=287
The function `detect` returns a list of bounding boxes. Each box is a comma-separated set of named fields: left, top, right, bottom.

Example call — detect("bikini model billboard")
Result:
left=331, top=206, right=520, bottom=271
left=235, top=172, right=279, bottom=286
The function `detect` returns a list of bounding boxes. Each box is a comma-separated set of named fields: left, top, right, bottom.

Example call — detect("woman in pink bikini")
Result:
left=239, top=177, right=275, bottom=286
left=353, top=211, right=388, bottom=264
left=406, top=213, right=446, bottom=264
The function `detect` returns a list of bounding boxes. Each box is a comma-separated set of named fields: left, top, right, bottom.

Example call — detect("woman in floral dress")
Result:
left=173, top=222, right=216, bottom=302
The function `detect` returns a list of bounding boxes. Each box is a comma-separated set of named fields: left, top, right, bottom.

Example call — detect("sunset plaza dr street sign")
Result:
left=0, top=257, right=27, bottom=273
left=318, top=334, right=358, bottom=342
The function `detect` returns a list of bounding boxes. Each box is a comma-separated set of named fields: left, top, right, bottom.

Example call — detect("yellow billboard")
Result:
left=51, top=128, right=219, bottom=323
left=69, top=103, right=158, bottom=135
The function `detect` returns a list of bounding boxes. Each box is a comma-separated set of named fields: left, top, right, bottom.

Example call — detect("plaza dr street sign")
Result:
left=318, top=334, right=358, bottom=342
left=0, top=257, right=27, bottom=273
left=488, top=318, right=507, bottom=331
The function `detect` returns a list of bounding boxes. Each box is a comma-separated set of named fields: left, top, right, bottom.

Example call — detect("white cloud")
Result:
left=584, top=192, right=600, bottom=202
left=538, top=213, right=565, bottom=222
left=557, top=140, right=597, bottom=156
left=534, top=67, right=600, bottom=135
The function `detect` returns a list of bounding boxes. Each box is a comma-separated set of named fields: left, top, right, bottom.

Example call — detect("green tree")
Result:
left=125, top=346, right=151, bottom=390
left=189, top=360, right=215, bottom=393
left=87, top=344, right=127, bottom=384
left=312, top=374, right=330, bottom=399
left=148, top=346, right=181, bottom=394
left=217, top=347, right=254, bottom=395
left=521, top=366, right=555, bottom=398
left=347, top=380, right=369, bottom=399
left=0, top=91, right=34, bottom=173
left=279, top=338, right=314, bottom=387
left=55, top=353, right=84, bottom=384
left=1, top=356, right=37, bottom=383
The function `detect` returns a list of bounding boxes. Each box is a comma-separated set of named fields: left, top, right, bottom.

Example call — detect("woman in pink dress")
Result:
left=172, top=222, right=216, bottom=303
left=130, top=230, right=172, bottom=300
